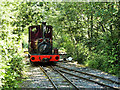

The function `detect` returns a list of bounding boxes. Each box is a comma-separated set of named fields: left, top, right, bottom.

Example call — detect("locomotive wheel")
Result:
left=53, top=61, right=57, bottom=64
left=49, top=61, right=57, bottom=65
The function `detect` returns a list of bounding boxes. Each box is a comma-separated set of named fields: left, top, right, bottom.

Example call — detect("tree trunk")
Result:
left=90, top=11, right=93, bottom=40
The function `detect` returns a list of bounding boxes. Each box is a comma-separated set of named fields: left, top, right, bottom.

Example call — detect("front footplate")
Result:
left=30, top=55, right=60, bottom=62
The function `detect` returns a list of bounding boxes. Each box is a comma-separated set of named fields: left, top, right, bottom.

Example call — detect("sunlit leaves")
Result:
left=0, top=0, right=25, bottom=88
left=0, top=1, right=119, bottom=87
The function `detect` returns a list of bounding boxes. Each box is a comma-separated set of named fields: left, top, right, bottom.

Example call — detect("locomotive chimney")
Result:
left=42, top=22, right=46, bottom=25
left=42, top=22, right=46, bottom=39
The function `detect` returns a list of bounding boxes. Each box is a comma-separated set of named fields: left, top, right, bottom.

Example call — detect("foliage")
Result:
left=14, top=1, right=120, bottom=76
left=0, top=1, right=119, bottom=88
left=2, top=54, right=23, bottom=88
left=86, top=52, right=119, bottom=76
left=0, top=0, right=24, bottom=88
left=50, top=2, right=120, bottom=76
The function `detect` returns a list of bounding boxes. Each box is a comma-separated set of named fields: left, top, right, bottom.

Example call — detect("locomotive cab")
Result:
left=28, top=22, right=59, bottom=63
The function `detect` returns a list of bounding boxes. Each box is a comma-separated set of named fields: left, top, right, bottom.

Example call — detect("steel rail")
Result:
left=50, top=66, right=79, bottom=90
left=56, top=65, right=120, bottom=85
left=58, top=69, right=119, bottom=90
left=39, top=66, right=58, bottom=90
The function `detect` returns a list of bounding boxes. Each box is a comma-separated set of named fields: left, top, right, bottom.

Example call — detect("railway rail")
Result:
left=55, top=64, right=119, bottom=90
left=25, top=61, right=119, bottom=89
left=39, top=65, right=79, bottom=90
left=39, top=66, right=58, bottom=89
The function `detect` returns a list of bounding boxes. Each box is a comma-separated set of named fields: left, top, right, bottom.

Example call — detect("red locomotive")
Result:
left=28, top=22, right=60, bottom=63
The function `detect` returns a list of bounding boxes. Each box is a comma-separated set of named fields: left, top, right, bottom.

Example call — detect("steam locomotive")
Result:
left=28, top=22, right=60, bottom=63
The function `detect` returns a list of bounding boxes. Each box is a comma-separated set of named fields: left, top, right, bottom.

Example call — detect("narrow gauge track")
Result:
left=39, top=66, right=79, bottom=90
left=55, top=65, right=119, bottom=90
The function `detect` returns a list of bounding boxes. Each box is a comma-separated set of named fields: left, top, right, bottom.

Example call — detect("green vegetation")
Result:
left=0, top=0, right=119, bottom=88
left=0, top=0, right=24, bottom=88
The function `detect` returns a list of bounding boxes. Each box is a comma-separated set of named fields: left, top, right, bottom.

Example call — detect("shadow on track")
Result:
left=30, top=61, right=57, bottom=67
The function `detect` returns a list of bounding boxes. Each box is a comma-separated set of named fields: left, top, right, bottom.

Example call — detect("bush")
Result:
left=2, top=54, right=23, bottom=88
left=85, top=53, right=120, bottom=77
